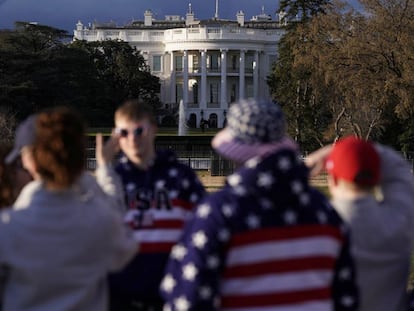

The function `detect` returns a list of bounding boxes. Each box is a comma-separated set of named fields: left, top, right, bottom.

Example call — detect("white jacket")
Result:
left=0, top=167, right=135, bottom=311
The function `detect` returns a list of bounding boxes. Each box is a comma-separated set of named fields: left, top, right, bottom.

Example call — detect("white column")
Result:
left=183, top=50, right=189, bottom=106
left=253, top=50, right=259, bottom=98
left=239, top=50, right=245, bottom=100
left=201, top=50, right=207, bottom=109
left=170, top=51, right=176, bottom=104
left=220, top=49, right=227, bottom=108
left=261, top=53, right=271, bottom=100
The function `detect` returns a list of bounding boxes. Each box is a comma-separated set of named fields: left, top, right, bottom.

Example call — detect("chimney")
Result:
left=144, top=10, right=153, bottom=26
left=76, top=20, right=83, bottom=31
left=236, top=11, right=245, bottom=26
left=186, top=3, right=195, bottom=26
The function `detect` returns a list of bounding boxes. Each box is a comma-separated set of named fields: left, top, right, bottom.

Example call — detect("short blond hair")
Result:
left=115, top=99, right=157, bottom=125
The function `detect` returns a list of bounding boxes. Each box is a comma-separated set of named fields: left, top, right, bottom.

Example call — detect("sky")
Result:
left=0, top=0, right=361, bottom=33
left=0, top=0, right=286, bottom=33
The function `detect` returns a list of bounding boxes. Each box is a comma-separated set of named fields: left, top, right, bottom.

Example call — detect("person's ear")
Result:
left=327, top=174, right=339, bottom=192
left=21, top=147, right=38, bottom=179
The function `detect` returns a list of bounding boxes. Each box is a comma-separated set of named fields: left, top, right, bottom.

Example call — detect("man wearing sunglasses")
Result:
left=108, top=99, right=206, bottom=311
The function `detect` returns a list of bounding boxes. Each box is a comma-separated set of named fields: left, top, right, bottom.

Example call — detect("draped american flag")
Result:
left=110, top=149, right=206, bottom=300
left=161, top=149, right=359, bottom=311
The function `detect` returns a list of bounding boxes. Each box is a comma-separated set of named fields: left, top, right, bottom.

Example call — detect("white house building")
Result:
left=73, top=4, right=285, bottom=128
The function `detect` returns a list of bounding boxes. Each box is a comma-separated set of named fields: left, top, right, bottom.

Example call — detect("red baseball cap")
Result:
left=325, top=136, right=380, bottom=186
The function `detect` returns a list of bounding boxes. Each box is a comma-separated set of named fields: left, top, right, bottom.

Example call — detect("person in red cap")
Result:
left=306, top=136, right=414, bottom=311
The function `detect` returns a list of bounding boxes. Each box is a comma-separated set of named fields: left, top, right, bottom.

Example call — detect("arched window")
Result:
left=189, top=113, right=197, bottom=128
left=208, top=113, right=218, bottom=128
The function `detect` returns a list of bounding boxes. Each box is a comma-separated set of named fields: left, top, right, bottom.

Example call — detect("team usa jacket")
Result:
left=161, top=149, right=359, bottom=311
left=109, top=150, right=206, bottom=302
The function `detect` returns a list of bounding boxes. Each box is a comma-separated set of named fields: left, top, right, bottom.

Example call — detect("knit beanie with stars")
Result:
left=212, top=98, right=298, bottom=163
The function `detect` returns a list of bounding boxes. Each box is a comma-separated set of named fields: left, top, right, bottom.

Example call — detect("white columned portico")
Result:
left=239, top=50, right=246, bottom=100
left=170, top=51, right=176, bottom=105
left=253, top=50, right=259, bottom=98
left=220, top=49, right=227, bottom=108
left=183, top=50, right=189, bottom=106
left=200, top=50, right=207, bottom=110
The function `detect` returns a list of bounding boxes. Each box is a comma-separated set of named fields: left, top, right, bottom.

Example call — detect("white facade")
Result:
left=73, top=7, right=284, bottom=128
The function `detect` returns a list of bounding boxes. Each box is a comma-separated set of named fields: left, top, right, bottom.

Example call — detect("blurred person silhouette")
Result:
left=0, top=106, right=136, bottom=311
left=107, top=99, right=206, bottom=311
left=306, top=136, right=414, bottom=311
left=161, top=98, right=359, bottom=311
left=0, top=143, right=31, bottom=208
left=0, top=141, right=32, bottom=309
left=0, top=116, right=40, bottom=207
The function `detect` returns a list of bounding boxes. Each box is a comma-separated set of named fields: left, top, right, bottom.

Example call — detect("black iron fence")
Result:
left=85, top=135, right=235, bottom=176
left=86, top=134, right=414, bottom=178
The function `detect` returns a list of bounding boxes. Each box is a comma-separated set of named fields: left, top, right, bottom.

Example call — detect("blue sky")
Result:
left=0, top=0, right=360, bottom=33
left=0, top=0, right=284, bottom=32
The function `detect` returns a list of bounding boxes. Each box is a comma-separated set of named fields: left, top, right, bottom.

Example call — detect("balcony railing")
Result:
left=187, top=102, right=200, bottom=108
left=76, top=26, right=283, bottom=44
left=207, top=102, right=220, bottom=108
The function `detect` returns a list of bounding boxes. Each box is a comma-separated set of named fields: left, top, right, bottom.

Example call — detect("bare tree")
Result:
left=0, top=107, right=18, bottom=144
left=291, top=0, right=413, bottom=140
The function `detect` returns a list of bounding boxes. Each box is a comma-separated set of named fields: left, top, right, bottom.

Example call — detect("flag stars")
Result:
left=245, top=157, right=260, bottom=169
left=228, top=174, right=242, bottom=187
left=284, top=210, right=297, bottom=224
left=171, top=244, right=188, bottom=261
left=222, top=204, right=234, bottom=217
left=233, top=185, right=247, bottom=196
left=169, top=168, right=179, bottom=177
left=189, top=193, right=199, bottom=203
left=169, top=190, right=179, bottom=199
left=182, top=262, right=198, bottom=281
left=192, top=230, right=208, bottom=249
left=181, top=179, right=190, bottom=189
left=218, top=229, right=230, bottom=242
left=259, top=198, right=274, bottom=210
left=161, top=274, right=176, bottom=293
left=126, top=183, right=136, bottom=191
left=207, top=255, right=220, bottom=269
left=155, top=179, right=166, bottom=189
left=299, top=193, right=310, bottom=206
left=317, top=211, right=327, bottom=224
left=291, top=180, right=303, bottom=194
left=257, top=172, right=274, bottom=188
left=199, top=286, right=212, bottom=300
left=339, top=267, right=351, bottom=280
left=174, top=296, right=191, bottom=311
left=278, top=157, right=292, bottom=171
left=196, top=204, right=211, bottom=218
left=246, top=214, right=260, bottom=229
left=341, top=295, right=356, bottom=307
left=120, top=156, right=128, bottom=164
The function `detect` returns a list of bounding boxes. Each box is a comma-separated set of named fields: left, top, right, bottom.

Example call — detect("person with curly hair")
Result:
left=0, top=107, right=136, bottom=311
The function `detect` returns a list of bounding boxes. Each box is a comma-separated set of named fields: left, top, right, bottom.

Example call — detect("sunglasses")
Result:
left=115, top=126, right=147, bottom=138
